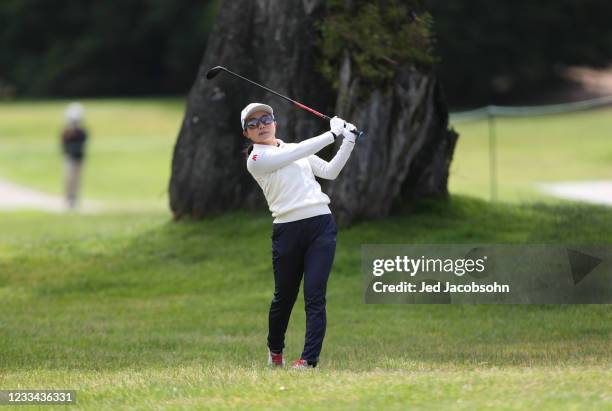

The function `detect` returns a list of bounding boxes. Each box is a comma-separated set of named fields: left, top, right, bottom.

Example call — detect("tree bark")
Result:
left=169, top=0, right=333, bottom=218
left=328, top=54, right=459, bottom=226
left=169, top=0, right=458, bottom=226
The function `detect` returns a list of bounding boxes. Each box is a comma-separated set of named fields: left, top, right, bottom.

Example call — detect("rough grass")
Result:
left=1, top=197, right=610, bottom=410
left=0, top=99, right=610, bottom=409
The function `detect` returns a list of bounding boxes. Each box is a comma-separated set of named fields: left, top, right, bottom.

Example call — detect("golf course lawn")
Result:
left=0, top=99, right=610, bottom=409
left=450, top=107, right=612, bottom=202
left=1, top=198, right=611, bottom=410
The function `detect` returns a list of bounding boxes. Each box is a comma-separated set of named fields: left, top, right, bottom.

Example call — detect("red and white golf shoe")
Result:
left=268, top=350, right=285, bottom=367
left=291, top=359, right=315, bottom=369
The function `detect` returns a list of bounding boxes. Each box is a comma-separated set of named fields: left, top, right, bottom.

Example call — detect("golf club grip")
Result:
left=293, top=103, right=366, bottom=139
left=293, top=102, right=330, bottom=120
left=293, top=103, right=365, bottom=139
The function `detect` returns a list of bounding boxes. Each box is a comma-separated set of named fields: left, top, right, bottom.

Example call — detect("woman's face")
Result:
left=242, top=110, right=276, bottom=144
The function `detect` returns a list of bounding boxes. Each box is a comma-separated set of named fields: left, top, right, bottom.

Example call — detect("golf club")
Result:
left=205, top=66, right=366, bottom=139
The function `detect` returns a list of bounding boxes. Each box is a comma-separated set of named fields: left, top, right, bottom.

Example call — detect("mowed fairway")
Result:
left=0, top=100, right=611, bottom=409
left=450, top=107, right=612, bottom=203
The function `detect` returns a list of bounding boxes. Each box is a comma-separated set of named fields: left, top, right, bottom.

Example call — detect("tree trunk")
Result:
left=328, top=54, right=459, bottom=226
left=169, top=0, right=333, bottom=218
left=169, top=0, right=458, bottom=226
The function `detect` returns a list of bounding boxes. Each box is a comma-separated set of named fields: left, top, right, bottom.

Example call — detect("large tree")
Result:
left=169, top=0, right=458, bottom=226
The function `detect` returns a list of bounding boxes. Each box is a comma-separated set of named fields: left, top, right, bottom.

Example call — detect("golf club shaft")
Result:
left=292, top=101, right=330, bottom=121
left=214, top=67, right=364, bottom=138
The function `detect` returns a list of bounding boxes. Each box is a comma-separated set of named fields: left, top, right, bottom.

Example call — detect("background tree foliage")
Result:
left=428, top=0, right=612, bottom=106
left=0, top=0, right=219, bottom=97
left=1, top=0, right=611, bottom=105
left=318, top=0, right=435, bottom=91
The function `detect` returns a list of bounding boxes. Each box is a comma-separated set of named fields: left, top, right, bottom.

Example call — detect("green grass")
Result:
left=450, top=107, right=612, bottom=202
left=1, top=197, right=611, bottom=410
left=0, top=98, right=185, bottom=208
left=0, top=99, right=610, bottom=409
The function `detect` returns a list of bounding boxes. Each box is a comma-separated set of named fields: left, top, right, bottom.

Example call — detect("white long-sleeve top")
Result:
left=246, top=131, right=355, bottom=223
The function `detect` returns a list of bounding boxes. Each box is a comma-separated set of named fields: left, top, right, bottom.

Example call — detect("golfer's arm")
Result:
left=247, top=132, right=335, bottom=175
left=308, top=138, right=355, bottom=180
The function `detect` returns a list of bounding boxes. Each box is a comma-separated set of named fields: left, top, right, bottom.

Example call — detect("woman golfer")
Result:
left=242, top=103, right=356, bottom=369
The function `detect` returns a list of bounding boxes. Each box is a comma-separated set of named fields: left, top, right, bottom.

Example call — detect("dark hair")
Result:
left=243, top=142, right=254, bottom=158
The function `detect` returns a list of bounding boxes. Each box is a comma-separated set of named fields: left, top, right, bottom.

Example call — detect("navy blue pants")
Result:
left=267, top=213, right=337, bottom=365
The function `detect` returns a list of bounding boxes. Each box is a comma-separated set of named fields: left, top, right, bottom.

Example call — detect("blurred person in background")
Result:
left=61, top=102, right=88, bottom=210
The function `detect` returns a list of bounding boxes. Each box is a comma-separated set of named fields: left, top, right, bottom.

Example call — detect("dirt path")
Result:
left=0, top=178, right=100, bottom=212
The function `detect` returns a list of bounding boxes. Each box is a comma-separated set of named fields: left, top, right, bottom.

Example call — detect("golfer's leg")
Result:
left=268, top=223, right=304, bottom=353
left=301, top=215, right=337, bottom=364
